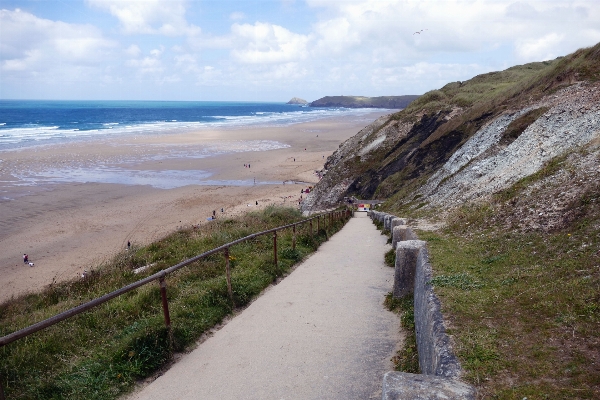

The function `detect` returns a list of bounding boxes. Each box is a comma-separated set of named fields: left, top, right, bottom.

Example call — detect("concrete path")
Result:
left=128, top=213, right=400, bottom=400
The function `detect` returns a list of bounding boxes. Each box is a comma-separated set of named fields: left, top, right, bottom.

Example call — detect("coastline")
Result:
left=0, top=111, right=389, bottom=303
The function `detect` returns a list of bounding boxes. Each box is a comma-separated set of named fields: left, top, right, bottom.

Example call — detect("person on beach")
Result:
left=127, top=241, right=131, bottom=250
left=23, top=254, right=28, bottom=263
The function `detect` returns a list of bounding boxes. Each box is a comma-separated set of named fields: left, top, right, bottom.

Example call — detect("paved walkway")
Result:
left=129, top=213, right=400, bottom=400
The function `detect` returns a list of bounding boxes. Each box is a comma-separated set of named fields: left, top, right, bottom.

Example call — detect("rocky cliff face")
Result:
left=422, top=82, right=600, bottom=206
left=302, top=43, right=600, bottom=214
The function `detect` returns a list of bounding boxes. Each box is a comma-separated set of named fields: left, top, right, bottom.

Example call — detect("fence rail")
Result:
left=0, top=208, right=352, bottom=398
left=0, top=209, right=351, bottom=348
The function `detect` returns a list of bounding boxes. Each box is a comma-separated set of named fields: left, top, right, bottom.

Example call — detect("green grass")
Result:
left=420, top=227, right=599, bottom=398
left=378, top=141, right=600, bottom=397
left=414, top=192, right=600, bottom=398
left=0, top=206, right=350, bottom=399
left=378, top=226, right=419, bottom=374
left=385, top=293, right=420, bottom=374
left=384, top=248, right=396, bottom=268
left=500, top=106, right=550, bottom=146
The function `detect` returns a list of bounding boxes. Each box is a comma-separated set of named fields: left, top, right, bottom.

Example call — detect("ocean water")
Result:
left=0, top=100, right=386, bottom=194
left=0, top=100, right=382, bottom=150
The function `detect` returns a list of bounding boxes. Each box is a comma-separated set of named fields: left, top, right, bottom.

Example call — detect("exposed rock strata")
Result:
left=302, top=44, right=600, bottom=215
left=422, top=82, right=600, bottom=206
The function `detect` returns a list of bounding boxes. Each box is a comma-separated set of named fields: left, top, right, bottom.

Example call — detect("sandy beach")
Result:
left=0, top=111, right=388, bottom=303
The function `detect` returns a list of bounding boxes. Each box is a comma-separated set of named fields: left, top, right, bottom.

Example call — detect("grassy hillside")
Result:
left=373, top=44, right=600, bottom=398
left=309, top=95, right=419, bottom=109
left=406, top=147, right=600, bottom=398
left=311, top=42, right=600, bottom=208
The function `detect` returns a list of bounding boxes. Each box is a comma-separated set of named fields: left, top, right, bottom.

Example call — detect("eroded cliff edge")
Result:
left=302, top=43, right=600, bottom=216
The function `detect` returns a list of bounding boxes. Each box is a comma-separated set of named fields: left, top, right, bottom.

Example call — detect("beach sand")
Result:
left=0, top=112, right=388, bottom=303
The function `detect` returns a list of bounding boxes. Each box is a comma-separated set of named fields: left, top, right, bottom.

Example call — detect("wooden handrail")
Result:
left=0, top=211, right=346, bottom=348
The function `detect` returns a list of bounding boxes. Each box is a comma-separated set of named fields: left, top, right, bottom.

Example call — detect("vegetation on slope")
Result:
left=0, top=207, right=348, bottom=399
left=337, top=43, right=600, bottom=398
left=309, top=95, right=420, bottom=109
left=387, top=144, right=600, bottom=398
left=309, top=42, right=600, bottom=210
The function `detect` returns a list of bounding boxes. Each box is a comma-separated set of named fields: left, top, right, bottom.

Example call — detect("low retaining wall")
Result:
left=369, top=210, right=475, bottom=400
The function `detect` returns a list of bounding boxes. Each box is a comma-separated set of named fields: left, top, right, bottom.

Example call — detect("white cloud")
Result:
left=0, top=9, right=115, bottom=74
left=3, top=0, right=600, bottom=100
left=125, top=44, right=142, bottom=57
left=305, top=1, right=599, bottom=57
left=230, top=12, right=246, bottom=21
left=175, top=53, right=201, bottom=74
left=126, top=46, right=165, bottom=74
left=515, top=33, right=565, bottom=62
left=87, top=0, right=201, bottom=36
left=230, top=22, right=310, bottom=64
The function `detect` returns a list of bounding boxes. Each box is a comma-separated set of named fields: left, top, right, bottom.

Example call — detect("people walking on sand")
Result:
left=127, top=241, right=131, bottom=250
left=23, top=254, right=28, bottom=263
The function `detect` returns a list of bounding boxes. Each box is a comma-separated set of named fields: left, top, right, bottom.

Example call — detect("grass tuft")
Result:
left=385, top=293, right=420, bottom=374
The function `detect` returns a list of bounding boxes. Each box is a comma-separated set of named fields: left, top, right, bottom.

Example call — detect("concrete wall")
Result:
left=369, top=211, right=475, bottom=400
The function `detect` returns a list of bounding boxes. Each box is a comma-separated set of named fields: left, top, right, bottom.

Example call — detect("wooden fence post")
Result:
left=273, top=231, right=278, bottom=268
left=158, top=275, right=171, bottom=328
left=293, top=224, right=296, bottom=251
left=0, top=373, right=5, bottom=400
left=224, top=247, right=234, bottom=306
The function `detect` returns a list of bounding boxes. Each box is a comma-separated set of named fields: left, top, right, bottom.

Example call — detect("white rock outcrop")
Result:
left=422, top=82, right=600, bottom=206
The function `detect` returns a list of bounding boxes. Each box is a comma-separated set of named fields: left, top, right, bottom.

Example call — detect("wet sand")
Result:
left=0, top=112, right=388, bottom=303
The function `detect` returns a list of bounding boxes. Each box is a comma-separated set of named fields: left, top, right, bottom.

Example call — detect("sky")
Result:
left=1, top=0, right=599, bottom=102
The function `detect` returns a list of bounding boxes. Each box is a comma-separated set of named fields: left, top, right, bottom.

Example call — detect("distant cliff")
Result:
left=286, top=97, right=308, bottom=105
left=309, top=95, right=420, bottom=109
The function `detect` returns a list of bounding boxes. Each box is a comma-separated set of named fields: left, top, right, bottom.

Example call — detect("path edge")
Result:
left=369, top=210, right=476, bottom=400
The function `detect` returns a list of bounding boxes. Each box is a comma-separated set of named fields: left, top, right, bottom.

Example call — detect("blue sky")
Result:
left=1, top=0, right=599, bottom=101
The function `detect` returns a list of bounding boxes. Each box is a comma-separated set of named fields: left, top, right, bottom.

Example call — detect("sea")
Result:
left=0, top=100, right=383, bottom=151
left=0, top=100, right=386, bottom=193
